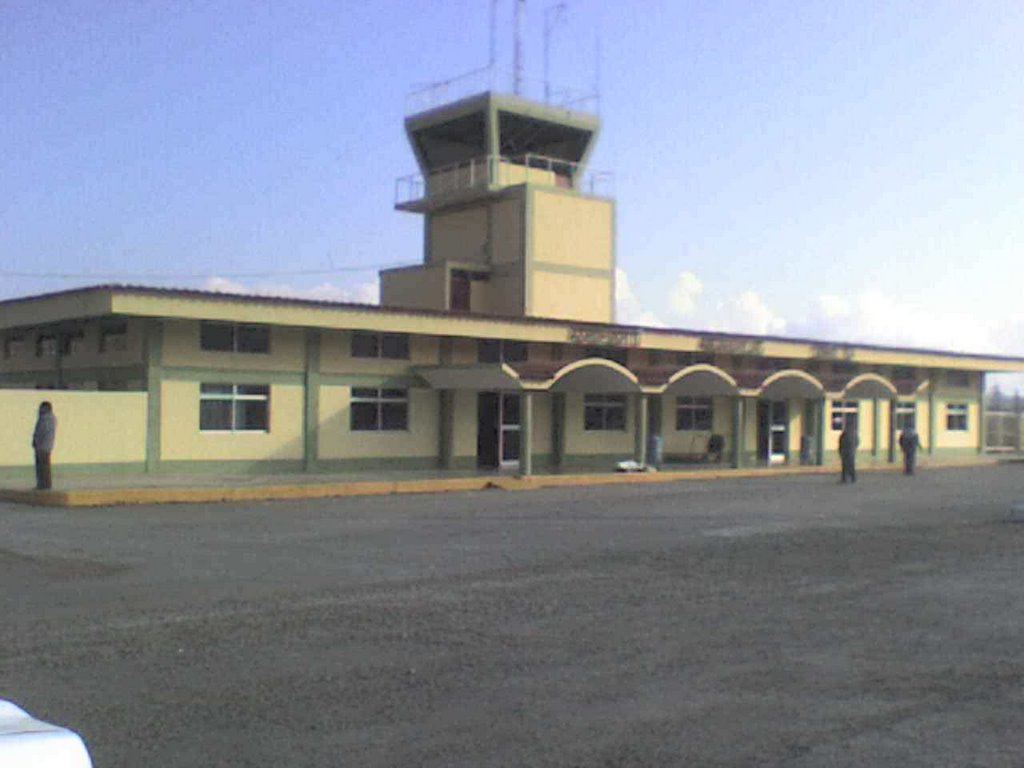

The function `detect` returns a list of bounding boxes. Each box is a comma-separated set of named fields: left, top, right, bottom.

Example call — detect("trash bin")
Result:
left=648, top=434, right=663, bottom=469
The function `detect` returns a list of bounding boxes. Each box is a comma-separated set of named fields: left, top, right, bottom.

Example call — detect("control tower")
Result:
left=381, top=79, right=615, bottom=323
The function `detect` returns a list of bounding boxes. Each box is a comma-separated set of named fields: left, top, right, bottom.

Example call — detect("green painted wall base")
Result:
left=0, top=462, right=148, bottom=480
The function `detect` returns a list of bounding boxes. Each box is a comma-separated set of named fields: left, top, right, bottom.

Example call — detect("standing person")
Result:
left=898, top=423, right=922, bottom=475
left=31, top=401, right=57, bottom=491
left=838, top=422, right=859, bottom=483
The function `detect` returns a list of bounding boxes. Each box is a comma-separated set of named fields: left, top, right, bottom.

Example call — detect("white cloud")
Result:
left=790, top=291, right=1000, bottom=354
left=669, top=271, right=704, bottom=317
left=615, top=267, right=665, bottom=327
left=710, top=290, right=788, bottom=336
left=201, top=276, right=379, bottom=305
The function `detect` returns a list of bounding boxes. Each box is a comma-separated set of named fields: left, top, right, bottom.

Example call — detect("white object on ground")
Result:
left=615, top=460, right=645, bottom=473
left=0, top=700, right=93, bottom=767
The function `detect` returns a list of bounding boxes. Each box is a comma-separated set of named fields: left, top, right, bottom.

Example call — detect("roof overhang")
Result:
left=414, top=363, right=522, bottom=391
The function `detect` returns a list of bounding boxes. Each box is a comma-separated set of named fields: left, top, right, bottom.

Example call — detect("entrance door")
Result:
left=757, top=400, right=789, bottom=464
left=477, top=392, right=520, bottom=469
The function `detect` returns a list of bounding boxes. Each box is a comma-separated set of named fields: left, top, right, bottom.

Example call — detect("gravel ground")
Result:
left=2, top=466, right=1024, bottom=767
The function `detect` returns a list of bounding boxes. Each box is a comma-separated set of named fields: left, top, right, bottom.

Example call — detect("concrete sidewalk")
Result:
left=0, top=455, right=1003, bottom=508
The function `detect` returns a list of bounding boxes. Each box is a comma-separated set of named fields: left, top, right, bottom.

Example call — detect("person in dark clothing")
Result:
left=838, top=424, right=859, bottom=483
left=31, top=401, right=57, bottom=491
left=898, top=424, right=922, bottom=475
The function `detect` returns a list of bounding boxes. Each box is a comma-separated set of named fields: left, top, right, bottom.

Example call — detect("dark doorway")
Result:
left=757, top=400, right=789, bottom=464
left=477, top=393, right=500, bottom=468
left=477, top=392, right=521, bottom=469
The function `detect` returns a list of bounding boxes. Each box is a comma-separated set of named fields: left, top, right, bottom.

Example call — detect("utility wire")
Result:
left=0, top=263, right=410, bottom=280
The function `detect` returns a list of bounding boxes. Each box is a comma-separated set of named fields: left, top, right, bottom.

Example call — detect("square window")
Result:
left=380, top=334, right=409, bottom=360
left=200, top=322, right=235, bottom=352
left=236, top=325, right=270, bottom=354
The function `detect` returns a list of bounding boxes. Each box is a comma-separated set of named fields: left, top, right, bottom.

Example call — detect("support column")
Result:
left=978, top=372, right=986, bottom=455
left=520, top=391, right=533, bottom=477
left=634, top=393, right=648, bottom=466
left=871, top=398, right=880, bottom=458
left=551, top=392, right=565, bottom=469
left=303, top=328, right=321, bottom=472
left=438, top=390, right=455, bottom=470
left=887, top=399, right=897, bottom=463
left=732, top=396, right=744, bottom=469
left=144, top=319, right=163, bottom=473
left=928, top=373, right=937, bottom=456
left=816, top=398, right=826, bottom=466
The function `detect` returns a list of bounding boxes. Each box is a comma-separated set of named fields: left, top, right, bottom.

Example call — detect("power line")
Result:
left=0, top=262, right=411, bottom=280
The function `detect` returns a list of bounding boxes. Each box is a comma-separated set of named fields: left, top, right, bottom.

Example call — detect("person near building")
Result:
left=898, top=423, right=922, bottom=475
left=839, top=423, right=859, bottom=483
left=31, top=401, right=57, bottom=491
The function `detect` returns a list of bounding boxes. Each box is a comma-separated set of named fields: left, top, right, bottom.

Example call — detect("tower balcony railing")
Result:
left=394, top=153, right=614, bottom=208
left=407, top=66, right=599, bottom=116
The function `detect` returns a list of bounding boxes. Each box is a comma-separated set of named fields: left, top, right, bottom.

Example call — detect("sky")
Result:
left=2, top=1, right=1023, bottom=389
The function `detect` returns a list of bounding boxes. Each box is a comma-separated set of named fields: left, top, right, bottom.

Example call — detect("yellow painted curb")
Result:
left=0, top=458, right=1002, bottom=508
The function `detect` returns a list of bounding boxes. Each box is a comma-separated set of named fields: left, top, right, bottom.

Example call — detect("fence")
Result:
left=985, top=411, right=1023, bottom=452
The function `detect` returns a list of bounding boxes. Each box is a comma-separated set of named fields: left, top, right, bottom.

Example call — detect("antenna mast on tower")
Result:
left=513, top=0, right=525, bottom=95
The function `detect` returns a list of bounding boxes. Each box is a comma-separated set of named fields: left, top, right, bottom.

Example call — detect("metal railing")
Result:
left=406, top=66, right=599, bottom=115
left=395, top=153, right=613, bottom=207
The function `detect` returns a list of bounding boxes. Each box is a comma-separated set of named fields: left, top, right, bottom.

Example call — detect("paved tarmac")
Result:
left=2, top=465, right=1023, bottom=767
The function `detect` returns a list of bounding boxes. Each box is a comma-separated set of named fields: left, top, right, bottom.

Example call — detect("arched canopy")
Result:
left=841, top=373, right=897, bottom=399
left=661, top=364, right=739, bottom=397
left=757, top=369, right=825, bottom=399
left=548, top=358, right=642, bottom=394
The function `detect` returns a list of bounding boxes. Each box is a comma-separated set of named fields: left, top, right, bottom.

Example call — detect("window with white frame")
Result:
left=36, top=334, right=57, bottom=358
left=199, top=384, right=270, bottom=431
left=200, top=322, right=270, bottom=354
left=351, top=332, right=409, bottom=360
left=831, top=400, right=858, bottom=431
left=895, top=401, right=916, bottom=431
left=584, top=394, right=626, bottom=431
left=946, top=403, right=968, bottom=431
left=676, top=397, right=713, bottom=431
left=60, top=331, right=86, bottom=357
left=3, top=335, right=25, bottom=360
left=99, top=322, right=128, bottom=353
left=350, top=388, right=409, bottom=431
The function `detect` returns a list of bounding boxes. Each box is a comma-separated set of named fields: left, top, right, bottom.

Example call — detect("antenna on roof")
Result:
left=543, top=2, right=567, bottom=103
left=513, top=0, right=525, bottom=95
left=489, top=0, right=498, bottom=71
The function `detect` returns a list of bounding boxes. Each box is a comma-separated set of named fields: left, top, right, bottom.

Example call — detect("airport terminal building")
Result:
left=1, top=88, right=1022, bottom=478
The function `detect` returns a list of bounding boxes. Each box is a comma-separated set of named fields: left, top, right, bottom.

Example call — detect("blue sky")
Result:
left=2, top=1, right=1023, bottom=385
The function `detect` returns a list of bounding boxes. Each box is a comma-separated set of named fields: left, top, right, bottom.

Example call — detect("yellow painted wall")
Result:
left=160, top=380, right=304, bottom=461
left=492, top=198, right=523, bottom=265
left=0, top=390, right=146, bottom=466
left=497, top=160, right=557, bottom=189
left=452, top=390, right=478, bottom=459
left=161, top=320, right=305, bottom=372
left=529, top=271, right=613, bottom=323
left=562, top=392, right=634, bottom=456
left=429, top=207, right=489, bottom=264
left=529, top=392, right=552, bottom=456
left=933, top=396, right=980, bottom=449
left=319, top=330, right=438, bottom=375
left=318, top=386, right=438, bottom=459
left=380, top=265, right=447, bottom=312
left=530, top=190, right=613, bottom=271
left=659, top=395, right=731, bottom=457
